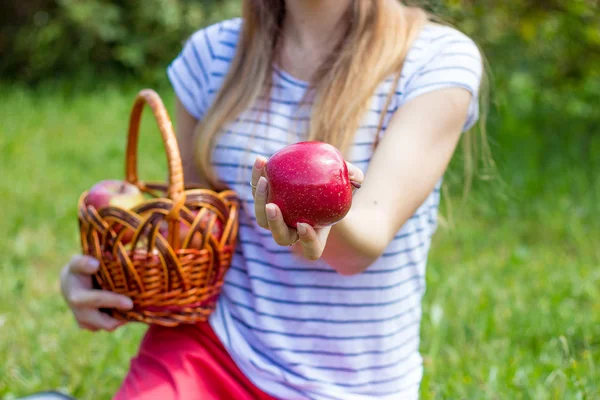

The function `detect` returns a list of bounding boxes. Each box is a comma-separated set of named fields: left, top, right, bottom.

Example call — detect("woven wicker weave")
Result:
left=77, top=89, right=239, bottom=327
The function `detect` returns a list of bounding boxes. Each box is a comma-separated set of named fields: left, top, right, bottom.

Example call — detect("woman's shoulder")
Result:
left=405, top=23, right=483, bottom=73
left=185, top=17, right=243, bottom=52
left=407, top=22, right=482, bottom=67
left=167, top=18, right=242, bottom=119
left=399, top=23, right=484, bottom=130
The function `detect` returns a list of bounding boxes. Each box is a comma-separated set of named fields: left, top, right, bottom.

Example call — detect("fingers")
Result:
left=64, top=255, right=133, bottom=332
left=78, top=322, right=100, bottom=332
left=296, top=223, right=325, bottom=261
left=253, top=177, right=269, bottom=229
left=250, top=156, right=267, bottom=197
left=346, top=162, right=365, bottom=186
left=68, top=287, right=132, bottom=332
left=76, top=310, right=126, bottom=332
left=251, top=156, right=269, bottom=228
left=253, top=177, right=300, bottom=246
left=68, top=255, right=100, bottom=275
left=265, top=204, right=299, bottom=246
left=67, top=289, right=134, bottom=311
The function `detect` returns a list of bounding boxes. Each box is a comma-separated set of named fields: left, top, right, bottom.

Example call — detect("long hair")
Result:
left=193, top=0, right=490, bottom=194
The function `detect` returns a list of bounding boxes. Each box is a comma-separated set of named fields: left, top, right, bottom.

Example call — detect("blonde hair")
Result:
left=194, top=0, right=492, bottom=197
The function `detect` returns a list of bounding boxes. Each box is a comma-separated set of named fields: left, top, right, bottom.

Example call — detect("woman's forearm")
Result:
left=319, top=92, right=468, bottom=274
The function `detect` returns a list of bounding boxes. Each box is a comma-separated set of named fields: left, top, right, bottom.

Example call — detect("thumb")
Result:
left=296, top=223, right=324, bottom=261
left=346, top=162, right=364, bottom=186
left=69, top=255, right=100, bottom=275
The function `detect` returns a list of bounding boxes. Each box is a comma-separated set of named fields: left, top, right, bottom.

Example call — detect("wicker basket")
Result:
left=77, top=89, right=239, bottom=327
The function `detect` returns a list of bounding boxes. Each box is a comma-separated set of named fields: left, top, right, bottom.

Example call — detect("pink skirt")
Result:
left=113, top=322, right=276, bottom=400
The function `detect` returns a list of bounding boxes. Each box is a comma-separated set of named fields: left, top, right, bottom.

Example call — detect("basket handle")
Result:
left=125, top=89, right=185, bottom=207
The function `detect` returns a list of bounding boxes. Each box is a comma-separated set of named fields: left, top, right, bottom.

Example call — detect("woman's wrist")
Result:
left=321, top=205, right=388, bottom=275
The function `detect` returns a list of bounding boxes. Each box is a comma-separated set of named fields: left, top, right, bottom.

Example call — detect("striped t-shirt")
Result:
left=168, top=17, right=482, bottom=400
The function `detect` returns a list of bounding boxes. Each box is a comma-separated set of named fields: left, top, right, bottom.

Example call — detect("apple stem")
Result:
left=351, top=181, right=361, bottom=189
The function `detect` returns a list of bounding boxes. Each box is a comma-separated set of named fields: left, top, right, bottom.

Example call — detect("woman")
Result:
left=60, top=0, right=485, bottom=398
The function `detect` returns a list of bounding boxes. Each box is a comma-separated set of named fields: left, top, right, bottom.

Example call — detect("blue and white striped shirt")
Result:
left=167, top=17, right=482, bottom=400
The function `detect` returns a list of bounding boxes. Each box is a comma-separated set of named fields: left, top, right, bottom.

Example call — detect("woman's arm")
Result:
left=321, top=87, right=472, bottom=274
left=252, top=87, right=474, bottom=275
left=322, top=88, right=471, bottom=274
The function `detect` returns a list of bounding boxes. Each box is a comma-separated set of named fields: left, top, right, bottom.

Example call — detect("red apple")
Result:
left=177, top=210, right=202, bottom=248
left=113, top=223, right=135, bottom=245
left=86, top=180, right=144, bottom=245
left=86, top=180, right=145, bottom=210
left=265, top=141, right=358, bottom=228
left=205, top=215, right=224, bottom=241
left=159, top=210, right=224, bottom=249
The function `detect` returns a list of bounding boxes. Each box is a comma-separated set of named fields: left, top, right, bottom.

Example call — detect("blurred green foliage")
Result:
left=435, top=1, right=600, bottom=195
left=0, top=2, right=599, bottom=398
left=0, top=0, right=240, bottom=83
left=0, top=0, right=598, bottom=205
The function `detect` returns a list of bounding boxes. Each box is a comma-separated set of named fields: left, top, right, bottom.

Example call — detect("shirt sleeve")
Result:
left=402, top=27, right=484, bottom=132
left=166, top=21, right=226, bottom=120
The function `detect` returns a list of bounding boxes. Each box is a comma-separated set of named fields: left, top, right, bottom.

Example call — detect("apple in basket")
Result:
left=159, top=210, right=224, bottom=249
left=85, top=180, right=145, bottom=244
left=265, top=141, right=360, bottom=228
left=86, top=180, right=145, bottom=210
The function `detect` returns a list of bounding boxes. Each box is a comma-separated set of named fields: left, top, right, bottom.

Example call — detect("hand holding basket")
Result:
left=77, top=89, right=239, bottom=327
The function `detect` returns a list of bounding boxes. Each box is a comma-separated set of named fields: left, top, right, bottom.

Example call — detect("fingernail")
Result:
left=348, top=170, right=355, bottom=178
left=266, top=204, right=277, bottom=219
left=89, top=258, right=100, bottom=268
left=257, top=177, right=267, bottom=194
left=121, top=298, right=134, bottom=309
left=297, top=223, right=307, bottom=236
left=254, top=157, right=265, bottom=169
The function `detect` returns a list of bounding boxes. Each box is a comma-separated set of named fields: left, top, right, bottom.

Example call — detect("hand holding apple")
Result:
left=251, top=141, right=364, bottom=260
left=264, top=141, right=361, bottom=228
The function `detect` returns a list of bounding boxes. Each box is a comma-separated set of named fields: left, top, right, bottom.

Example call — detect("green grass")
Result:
left=0, top=83, right=598, bottom=400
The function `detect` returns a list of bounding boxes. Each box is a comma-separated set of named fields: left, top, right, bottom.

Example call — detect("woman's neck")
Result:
left=280, top=0, right=352, bottom=81
left=282, top=0, right=352, bottom=52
